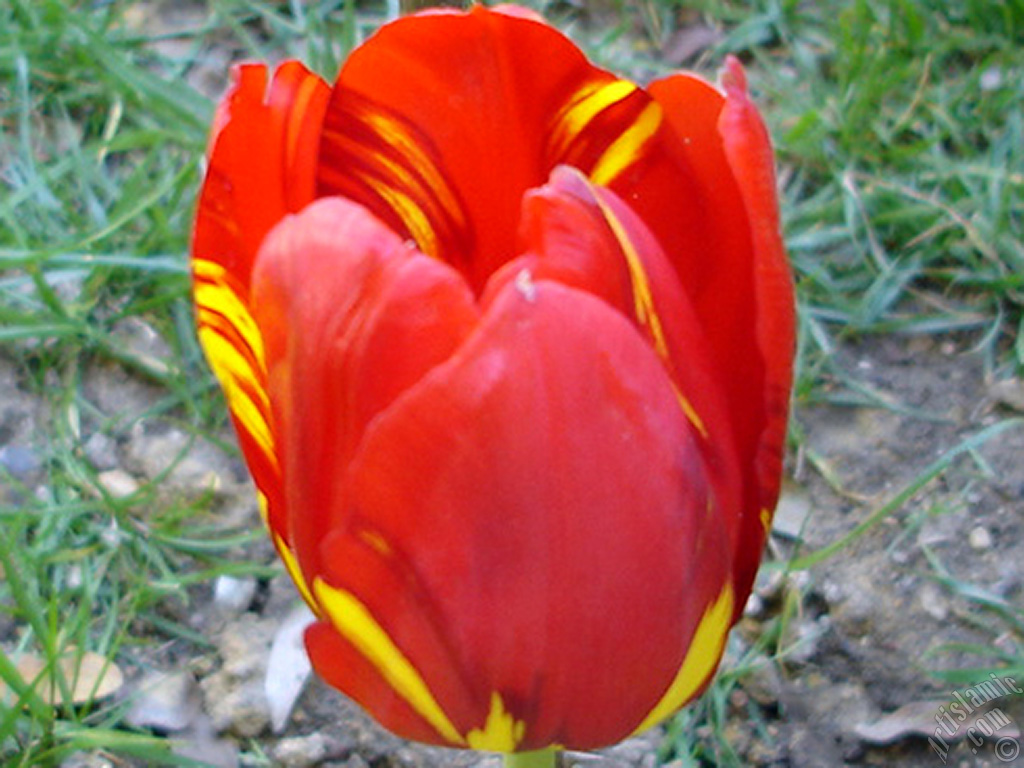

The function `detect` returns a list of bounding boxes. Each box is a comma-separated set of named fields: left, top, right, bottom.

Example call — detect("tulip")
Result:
left=191, top=4, right=794, bottom=761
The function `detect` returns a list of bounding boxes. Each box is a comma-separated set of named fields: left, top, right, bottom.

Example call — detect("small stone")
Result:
left=99, top=519, right=123, bottom=548
left=199, top=614, right=276, bottom=737
left=96, top=469, right=139, bottom=499
left=0, top=444, right=40, bottom=477
left=126, top=426, right=228, bottom=494
left=83, top=432, right=119, bottom=471
left=918, top=582, right=949, bottom=621
left=7, top=650, right=123, bottom=706
left=828, top=570, right=877, bottom=639
left=740, top=659, right=783, bottom=706
left=598, top=733, right=661, bottom=767
left=202, top=675, right=270, bottom=737
left=784, top=617, right=826, bottom=664
left=126, top=670, right=199, bottom=733
left=217, top=614, right=269, bottom=678
left=743, top=592, right=765, bottom=618
left=754, top=569, right=786, bottom=602
left=273, top=733, right=330, bottom=767
left=771, top=485, right=813, bottom=540
left=110, top=317, right=172, bottom=377
left=66, top=564, right=83, bottom=590
left=968, top=526, right=993, bottom=550
left=989, top=378, right=1024, bottom=411
left=213, top=575, right=257, bottom=613
left=980, top=66, right=1003, bottom=91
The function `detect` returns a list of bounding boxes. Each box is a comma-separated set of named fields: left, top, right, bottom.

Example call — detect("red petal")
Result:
left=718, top=56, right=796, bottom=602
left=488, top=167, right=745, bottom=554
left=317, top=7, right=621, bottom=289
left=306, top=530, right=478, bottom=747
left=249, top=197, right=479, bottom=585
left=193, top=61, right=330, bottom=289
left=325, top=278, right=731, bottom=749
left=641, top=63, right=794, bottom=612
left=191, top=62, right=330, bottom=549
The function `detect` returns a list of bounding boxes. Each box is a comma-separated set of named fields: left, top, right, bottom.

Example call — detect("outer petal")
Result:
left=642, top=60, right=795, bottom=612
left=718, top=58, right=796, bottom=515
left=717, top=58, right=796, bottom=604
left=249, top=197, right=479, bottom=593
left=192, top=61, right=330, bottom=554
left=193, top=61, right=330, bottom=286
left=312, top=278, right=733, bottom=750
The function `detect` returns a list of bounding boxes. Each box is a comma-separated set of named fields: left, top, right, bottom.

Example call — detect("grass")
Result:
left=0, top=0, right=1022, bottom=765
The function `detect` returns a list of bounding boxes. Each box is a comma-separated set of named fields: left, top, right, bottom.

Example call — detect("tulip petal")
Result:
left=318, top=6, right=667, bottom=289
left=193, top=61, right=330, bottom=287
left=249, top=197, right=479, bottom=589
left=315, top=278, right=732, bottom=750
left=718, top=56, right=796, bottom=515
left=641, top=61, right=794, bottom=611
left=716, top=58, right=796, bottom=604
left=487, top=167, right=745, bottom=554
left=192, top=61, right=330, bottom=549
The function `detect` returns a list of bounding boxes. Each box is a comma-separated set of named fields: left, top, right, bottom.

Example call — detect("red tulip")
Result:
left=191, top=4, right=794, bottom=754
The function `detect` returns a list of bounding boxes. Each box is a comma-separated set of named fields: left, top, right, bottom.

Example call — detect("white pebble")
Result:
left=968, top=525, right=993, bottom=550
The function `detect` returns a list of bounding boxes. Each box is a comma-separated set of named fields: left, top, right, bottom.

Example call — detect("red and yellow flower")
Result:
left=191, top=4, right=794, bottom=753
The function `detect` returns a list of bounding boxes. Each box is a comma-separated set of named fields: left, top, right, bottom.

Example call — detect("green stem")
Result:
left=504, top=749, right=558, bottom=768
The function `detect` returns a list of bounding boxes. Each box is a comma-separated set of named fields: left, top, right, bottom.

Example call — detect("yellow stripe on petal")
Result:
left=358, top=528, right=393, bottom=557
left=589, top=101, right=662, bottom=186
left=257, top=489, right=270, bottom=528
left=670, top=382, right=709, bottom=440
left=193, top=258, right=277, bottom=468
left=193, top=260, right=267, bottom=370
left=590, top=191, right=713, bottom=438
left=632, top=583, right=734, bottom=735
left=550, top=80, right=639, bottom=159
left=276, top=533, right=318, bottom=615
left=196, top=327, right=276, bottom=465
left=320, top=102, right=466, bottom=262
left=357, top=171, right=441, bottom=260
left=363, top=111, right=466, bottom=232
left=760, top=507, right=773, bottom=536
left=592, top=194, right=668, bottom=360
left=313, top=579, right=466, bottom=746
left=466, top=692, right=526, bottom=752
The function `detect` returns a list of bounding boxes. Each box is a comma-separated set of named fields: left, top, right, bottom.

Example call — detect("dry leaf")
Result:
left=856, top=698, right=1022, bottom=745
left=1, top=648, right=123, bottom=706
left=265, top=604, right=315, bottom=733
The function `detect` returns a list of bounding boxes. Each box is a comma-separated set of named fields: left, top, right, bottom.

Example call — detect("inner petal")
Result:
left=250, top=196, right=480, bottom=583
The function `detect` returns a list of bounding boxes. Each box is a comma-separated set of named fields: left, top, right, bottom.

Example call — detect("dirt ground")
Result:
left=3, top=329, right=1023, bottom=768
